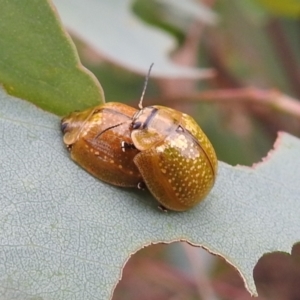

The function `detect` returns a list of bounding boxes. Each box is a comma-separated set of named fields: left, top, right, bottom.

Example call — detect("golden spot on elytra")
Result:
left=156, top=145, right=165, bottom=153
left=169, top=134, right=188, bottom=150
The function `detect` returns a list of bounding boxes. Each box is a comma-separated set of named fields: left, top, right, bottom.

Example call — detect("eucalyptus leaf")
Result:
left=1, top=89, right=300, bottom=299
left=52, top=0, right=214, bottom=79
left=156, top=0, right=218, bottom=27
left=0, top=0, right=104, bottom=116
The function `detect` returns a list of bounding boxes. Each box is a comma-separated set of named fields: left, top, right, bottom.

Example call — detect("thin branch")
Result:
left=145, top=87, right=300, bottom=119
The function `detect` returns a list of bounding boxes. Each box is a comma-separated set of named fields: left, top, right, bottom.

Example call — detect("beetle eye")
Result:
left=61, top=121, right=68, bottom=133
left=131, top=121, right=142, bottom=130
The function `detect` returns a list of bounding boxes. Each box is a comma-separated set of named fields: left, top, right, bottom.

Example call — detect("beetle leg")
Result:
left=121, top=141, right=136, bottom=152
left=158, top=205, right=168, bottom=213
left=137, top=182, right=146, bottom=190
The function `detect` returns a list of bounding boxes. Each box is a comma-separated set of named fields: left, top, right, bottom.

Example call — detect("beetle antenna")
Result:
left=93, top=122, right=126, bottom=140
left=138, top=63, right=154, bottom=110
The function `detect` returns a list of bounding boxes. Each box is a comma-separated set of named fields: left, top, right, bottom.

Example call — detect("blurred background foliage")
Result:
left=70, top=0, right=300, bottom=298
left=76, top=0, right=300, bottom=169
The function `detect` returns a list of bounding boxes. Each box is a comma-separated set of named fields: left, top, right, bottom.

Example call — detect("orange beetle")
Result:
left=62, top=65, right=217, bottom=211
left=61, top=102, right=142, bottom=188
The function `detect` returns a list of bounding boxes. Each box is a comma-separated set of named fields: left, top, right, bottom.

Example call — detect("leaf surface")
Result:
left=1, top=89, right=300, bottom=299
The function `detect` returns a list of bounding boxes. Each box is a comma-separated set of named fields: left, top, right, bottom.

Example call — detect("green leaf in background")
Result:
left=132, top=0, right=218, bottom=46
left=255, top=0, right=300, bottom=18
left=52, top=0, right=215, bottom=79
left=0, top=0, right=104, bottom=116
left=1, top=89, right=300, bottom=299
left=215, top=0, right=295, bottom=95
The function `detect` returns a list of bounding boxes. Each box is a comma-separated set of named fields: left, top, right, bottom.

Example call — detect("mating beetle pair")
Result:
left=61, top=66, right=218, bottom=211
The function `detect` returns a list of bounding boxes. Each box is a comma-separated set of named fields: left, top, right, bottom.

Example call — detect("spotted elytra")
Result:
left=61, top=64, right=217, bottom=211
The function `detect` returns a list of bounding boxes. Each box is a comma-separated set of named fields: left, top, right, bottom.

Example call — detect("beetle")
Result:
left=61, top=102, right=142, bottom=188
left=61, top=64, right=217, bottom=211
